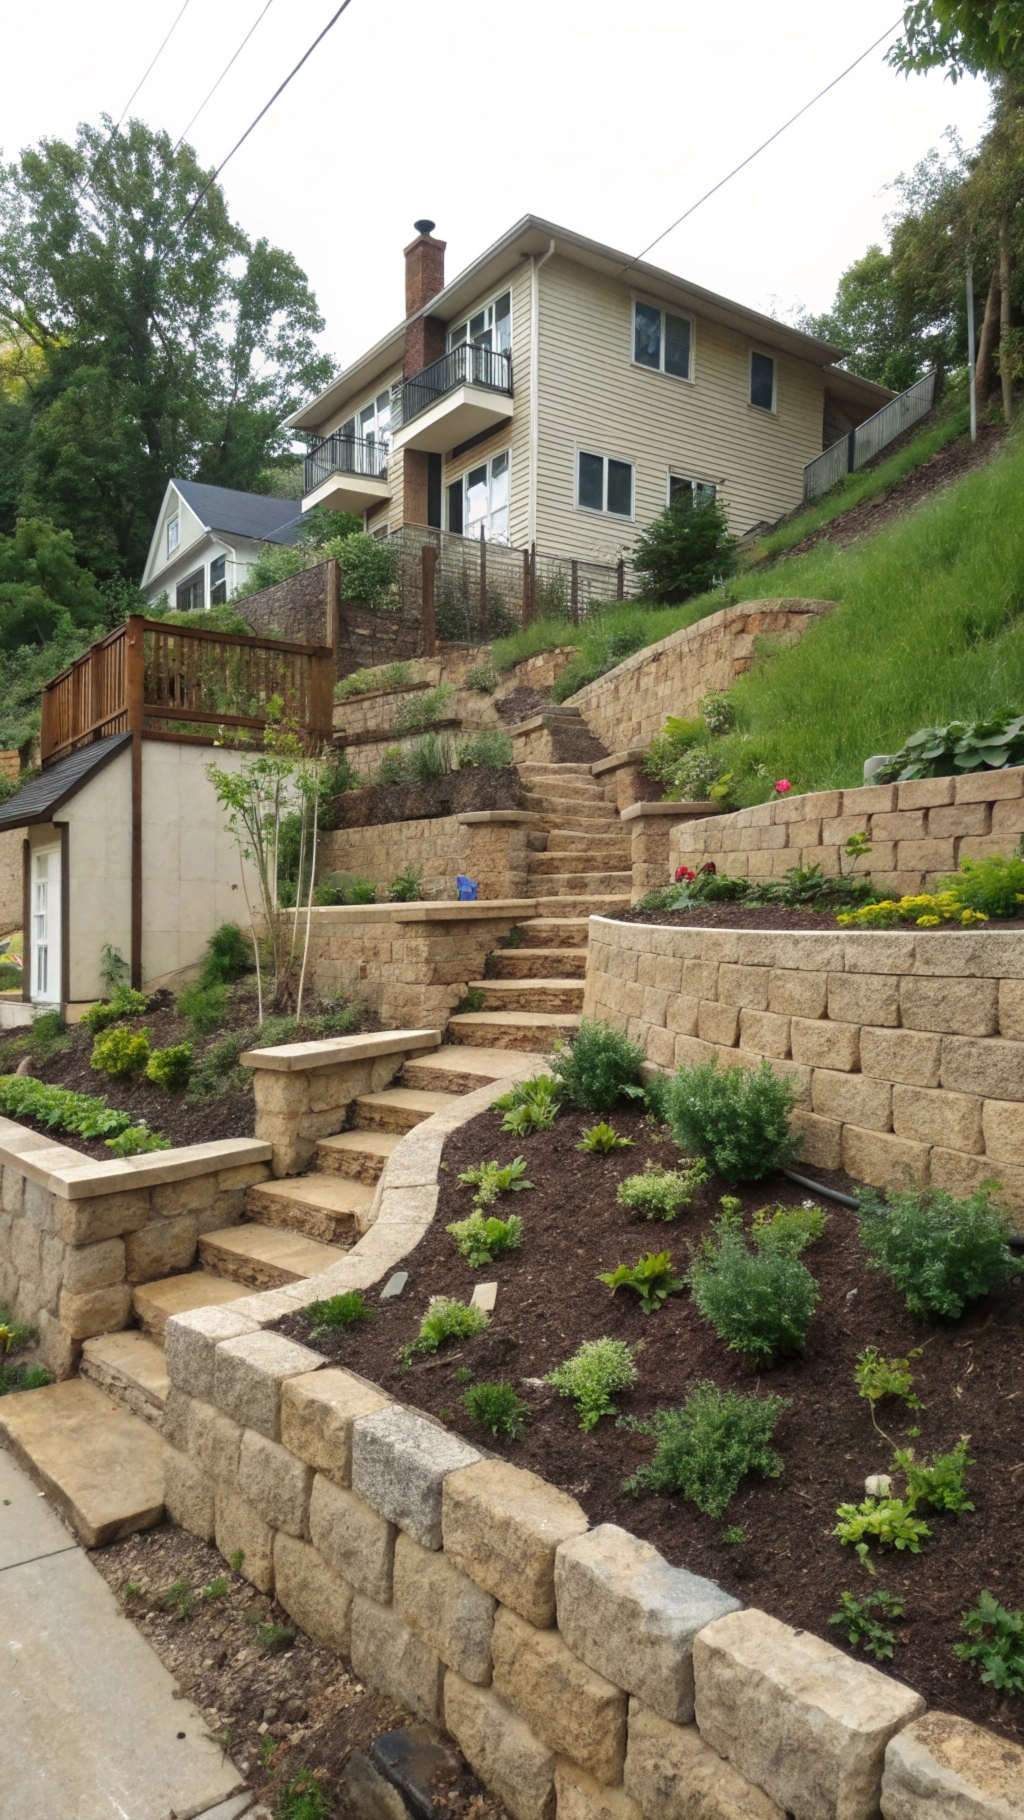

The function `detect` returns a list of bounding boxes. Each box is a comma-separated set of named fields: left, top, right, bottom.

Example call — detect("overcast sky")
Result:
left=4, top=0, right=994, bottom=374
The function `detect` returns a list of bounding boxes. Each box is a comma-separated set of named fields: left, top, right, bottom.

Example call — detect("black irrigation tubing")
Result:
left=780, top=1166, right=1024, bottom=1254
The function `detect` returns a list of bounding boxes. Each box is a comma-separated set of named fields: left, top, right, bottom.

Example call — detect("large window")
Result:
left=167, top=515, right=180, bottom=556
left=447, top=291, right=511, bottom=356
left=447, top=450, right=510, bottom=543
left=577, top=450, right=633, bottom=519
left=750, top=351, right=776, bottom=412
left=210, top=555, right=227, bottom=605
left=340, top=389, right=391, bottom=456
left=668, top=474, right=717, bottom=508
left=633, top=301, right=693, bottom=380
left=175, top=569, right=204, bottom=613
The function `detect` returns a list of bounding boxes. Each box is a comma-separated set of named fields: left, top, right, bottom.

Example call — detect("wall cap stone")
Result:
left=620, top=801, right=719, bottom=822
left=0, top=1119, right=272, bottom=1200
left=591, top=749, right=646, bottom=775
left=241, top=1029, right=441, bottom=1073
left=455, top=811, right=544, bottom=825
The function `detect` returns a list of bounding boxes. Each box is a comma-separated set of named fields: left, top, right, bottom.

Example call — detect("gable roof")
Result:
left=171, top=480, right=307, bottom=545
left=0, top=733, right=131, bottom=833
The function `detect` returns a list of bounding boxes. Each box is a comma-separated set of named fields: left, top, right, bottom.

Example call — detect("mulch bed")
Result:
left=276, top=1102, right=1024, bottom=1746
left=330, top=765, right=522, bottom=829
left=617, top=901, right=1024, bottom=932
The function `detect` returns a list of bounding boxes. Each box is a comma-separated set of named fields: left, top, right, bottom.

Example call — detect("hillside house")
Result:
left=140, top=479, right=306, bottom=613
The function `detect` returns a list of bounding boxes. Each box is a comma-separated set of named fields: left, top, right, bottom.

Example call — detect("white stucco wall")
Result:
left=138, top=740, right=258, bottom=990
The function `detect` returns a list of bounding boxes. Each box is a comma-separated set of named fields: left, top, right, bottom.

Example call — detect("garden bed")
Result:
left=619, top=902, right=1024, bottom=931
left=329, top=765, right=522, bottom=829
left=275, top=1100, right=1024, bottom=1746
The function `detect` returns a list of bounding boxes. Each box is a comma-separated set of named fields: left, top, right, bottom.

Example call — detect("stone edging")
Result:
left=0, top=1117, right=271, bottom=1200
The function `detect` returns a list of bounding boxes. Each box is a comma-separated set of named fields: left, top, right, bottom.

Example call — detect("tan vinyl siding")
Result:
left=535, top=256, right=825, bottom=560
left=441, top=261, right=532, bottom=550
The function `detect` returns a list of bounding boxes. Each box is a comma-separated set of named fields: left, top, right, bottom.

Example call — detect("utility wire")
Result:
left=114, top=0, right=196, bottom=132
left=620, top=18, right=904, bottom=276
left=172, top=0, right=276, bottom=155
left=180, top=0, right=354, bottom=225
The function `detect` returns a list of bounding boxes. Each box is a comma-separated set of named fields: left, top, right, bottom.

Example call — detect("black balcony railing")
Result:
left=393, top=344, right=513, bottom=430
left=304, top=433, right=389, bottom=495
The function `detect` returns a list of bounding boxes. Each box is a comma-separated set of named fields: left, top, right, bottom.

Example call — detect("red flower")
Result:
left=700, top=861, right=717, bottom=875
left=675, top=865, right=696, bottom=883
left=775, top=778, right=792, bottom=795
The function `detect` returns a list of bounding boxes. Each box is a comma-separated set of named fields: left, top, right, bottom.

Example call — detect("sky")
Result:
left=3, top=0, right=995, bottom=375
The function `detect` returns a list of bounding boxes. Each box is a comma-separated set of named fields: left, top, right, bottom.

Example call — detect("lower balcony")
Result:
left=302, top=434, right=391, bottom=514
left=391, top=345, right=513, bottom=454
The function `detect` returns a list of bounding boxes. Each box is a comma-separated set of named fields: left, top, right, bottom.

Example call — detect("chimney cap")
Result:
left=413, top=218, right=436, bottom=237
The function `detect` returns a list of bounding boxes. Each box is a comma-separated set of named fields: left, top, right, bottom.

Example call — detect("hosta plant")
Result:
left=597, top=1250, right=685, bottom=1314
left=834, top=1496, right=931, bottom=1567
left=495, top=1074, right=562, bottom=1134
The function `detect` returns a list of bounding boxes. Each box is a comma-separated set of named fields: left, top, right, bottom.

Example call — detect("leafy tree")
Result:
left=799, top=244, right=947, bottom=388
left=0, top=517, right=106, bottom=649
left=889, top=3, right=1024, bottom=80
left=0, top=117, right=333, bottom=578
left=633, top=493, right=737, bottom=604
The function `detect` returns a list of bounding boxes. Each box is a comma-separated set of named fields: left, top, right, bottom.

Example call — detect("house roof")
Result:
left=171, top=480, right=307, bottom=545
left=285, top=213, right=893, bottom=432
left=0, top=734, right=131, bottom=833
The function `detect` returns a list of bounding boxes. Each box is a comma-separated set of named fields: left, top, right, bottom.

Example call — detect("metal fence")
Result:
left=392, top=345, right=513, bottom=432
left=387, top=524, right=627, bottom=643
left=803, top=369, right=938, bottom=503
left=304, top=433, right=388, bottom=495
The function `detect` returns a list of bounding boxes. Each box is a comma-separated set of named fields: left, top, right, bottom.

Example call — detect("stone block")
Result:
left=350, top=1593, right=444, bottom=1725
left=442, top=1459, right=589, bottom=1627
left=556, top=1765, right=641, bottom=1820
left=164, top=1446, right=215, bottom=1541
left=237, top=1427, right=312, bottom=1537
left=124, top=1215, right=198, bottom=1285
left=694, top=1609, right=924, bottom=1820
left=187, top=1398, right=242, bottom=1481
left=790, top=1018, right=859, bottom=1072
left=697, top=1001, right=740, bottom=1047
left=860, top=1026, right=941, bottom=1088
left=737, top=1009, right=791, bottom=1059
left=161, top=1385, right=190, bottom=1451
left=896, top=837, right=957, bottom=874
left=61, top=1238, right=125, bottom=1295
left=149, top=1178, right=215, bottom=1220
left=665, top=995, right=699, bottom=1038
left=930, top=801, right=992, bottom=837
left=352, top=1404, right=479, bottom=1549
left=624, top=1704, right=784, bottom=1820
left=273, top=1531, right=352, bottom=1657
left=981, top=1098, right=1024, bottom=1165
left=892, top=1085, right=983, bottom=1153
left=812, top=1070, right=892, bottom=1132
left=1, top=1163, right=24, bottom=1217
left=896, top=776, right=954, bottom=810
left=841, top=1125, right=929, bottom=1192
left=717, top=965, right=770, bottom=1010
left=942, top=1036, right=1024, bottom=1102
left=492, top=1606, right=627, bottom=1785
left=53, top=1188, right=151, bottom=1247
left=789, top=1108, right=843, bottom=1171
left=928, top=1146, right=1024, bottom=1212
left=845, top=782, right=896, bottom=815
left=999, top=979, right=1024, bottom=1041
left=645, top=1026, right=676, bottom=1069
left=57, top=1282, right=132, bottom=1341
left=394, top=1533, right=495, bottom=1683
left=881, top=1709, right=1024, bottom=1820
left=827, top=973, right=899, bottom=1028
left=280, top=1367, right=391, bottom=1485
left=870, top=810, right=927, bottom=842
left=163, top=1304, right=258, bottom=1400
left=555, top=1525, right=739, bottom=1725
left=309, top=1473, right=395, bottom=1601
left=955, top=767, right=1024, bottom=802
left=768, top=970, right=828, bottom=1019
left=445, top=1672, right=555, bottom=1820
left=213, top=1330, right=321, bottom=1439
left=214, top=1481, right=274, bottom=1593
left=900, top=976, right=998, bottom=1037
left=843, top=933, right=917, bottom=974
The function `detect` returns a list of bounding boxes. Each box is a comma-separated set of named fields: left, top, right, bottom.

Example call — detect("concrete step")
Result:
left=199, top=1221, right=348, bottom=1289
left=245, top=1172, right=371, bottom=1242
left=469, top=978, right=585, bottom=1014
left=517, top=916, right=591, bottom=948
left=354, top=1085, right=463, bottom=1134
left=544, top=827, right=629, bottom=849
left=488, top=946, right=587, bottom=979
left=522, top=794, right=618, bottom=819
left=517, top=761, right=594, bottom=775
left=0, top=1378, right=165, bottom=1546
left=400, top=1045, right=535, bottom=1093
left=528, top=869, right=632, bottom=895
left=132, top=1270, right=251, bottom=1339
left=79, top=1331, right=169, bottom=1430
left=446, top=1010, right=580, bottom=1052
left=316, top=1128, right=402, bottom=1181
left=521, top=894, right=629, bottom=917
left=530, top=848, right=630, bottom=874
left=521, top=781, right=605, bottom=803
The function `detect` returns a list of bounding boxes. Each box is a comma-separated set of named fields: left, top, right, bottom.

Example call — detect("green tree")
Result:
left=0, top=117, right=333, bottom=578
left=0, top=516, right=106, bottom=649
left=633, top=494, right=737, bottom=604
left=799, top=245, right=933, bottom=389
left=889, top=3, right=1024, bottom=80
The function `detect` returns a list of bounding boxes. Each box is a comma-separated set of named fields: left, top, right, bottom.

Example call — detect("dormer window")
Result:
left=167, top=515, right=180, bottom=556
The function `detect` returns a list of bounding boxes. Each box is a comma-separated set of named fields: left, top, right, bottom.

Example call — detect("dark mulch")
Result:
left=329, top=765, right=522, bottom=829
left=276, top=1102, right=1024, bottom=1745
left=494, top=685, right=552, bottom=724
left=617, top=902, right=1024, bottom=932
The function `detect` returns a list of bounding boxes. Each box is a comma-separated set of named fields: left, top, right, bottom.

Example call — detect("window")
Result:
left=447, top=291, right=512, bottom=356
left=633, top=301, right=692, bottom=380
left=577, top=450, right=633, bottom=519
left=340, top=389, right=391, bottom=463
left=167, top=515, right=180, bottom=556
left=668, top=474, right=717, bottom=508
left=750, top=351, right=776, bottom=412
left=210, top=555, right=227, bottom=605
left=448, top=450, right=510, bottom=542
left=176, top=569, right=204, bottom=612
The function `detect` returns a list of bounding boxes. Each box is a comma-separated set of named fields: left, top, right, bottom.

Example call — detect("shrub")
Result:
left=348, top=878, right=377, bottom=904
left=856, top=1183, right=1023, bottom=1318
left=199, top=922, right=252, bottom=987
left=665, top=1058, right=801, bottom=1183
left=388, top=864, right=424, bottom=902
left=394, top=683, right=454, bottom=733
left=457, top=1155, right=533, bottom=1208
left=456, top=988, right=486, bottom=1013
left=407, top=732, right=454, bottom=783
left=465, top=663, right=499, bottom=693
left=462, top=1381, right=529, bottom=1438
left=175, top=982, right=228, bottom=1037
left=25, top=1008, right=70, bottom=1065
left=145, top=1044, right=192, bottom=1092
left=401, top=1297, right=489, bottom=1364
left=545, top=1337, right=639, bottom=1430
left=892, top=1439, right=974, bottom=1513
left=698, top=690, right=735, bottom=734
left=90, top=1025, right=151, bottom=1077
left=828, top=1590, right=904, bottom=1663
left=687, top=1201, right=819, bottom=1365
left=456, top=729, right=514, bottom=769
left=447, top=1212, right=524, bottom=1267
left=955, top=1591, right=1024, bottom=1694
left=187, top=1033, right=249, bottom=1099
left=305, top=1291, right=373, bottom=1334
left=0, top=1074, right=168, bottom=1150
left=617, top=1160, right=709, bottom=1220
left=597, top=1249, right=685, bottom=1314
left=750, top=1201, right=827, bottom=1253
left=332, top=530, right=399, bottom=605
left=644, top=716, right=705, bottom=785
left=623, top=1382, right=788, bottom=1514
left=551, top=1018, right=646, bottom=1114
left=577, top=1121, right=635, bottom=1153
left=937, top=851, right=1024, bottom=919
left=0, top=1360, right=52, bottom=1395
left=335, top=661, right=413, bottom=700
left=377, top=746, right=408, bottom=785
left=82, top=985, right=149, bottom=1032
left=632, top=492, right=738, bottom=604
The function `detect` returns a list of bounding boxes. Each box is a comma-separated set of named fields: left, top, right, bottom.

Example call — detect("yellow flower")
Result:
left=960, top=909, right=989, bottom=925
left=916, top=915, right=941, bottom=927
left=837, top=914, right=852, bottom=927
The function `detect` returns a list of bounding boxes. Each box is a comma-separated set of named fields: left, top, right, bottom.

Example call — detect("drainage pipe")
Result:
left=781, top=1167, right=1024, bottom=1254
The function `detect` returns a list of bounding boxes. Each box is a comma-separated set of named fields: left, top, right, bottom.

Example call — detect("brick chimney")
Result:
left=404, top=219, right=447, bottom=378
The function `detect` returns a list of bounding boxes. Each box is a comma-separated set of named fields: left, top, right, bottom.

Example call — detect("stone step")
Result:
left=521, top=780, right=604, bottom=802
left=400, top=1045, right=535, bottom=1094
left=544, top=827, right=628, bottom=849
left=522, top=894, right=629, bottom=918
left=522, top=794, right=617, bottom=819
left=199, top=1222, right=348, bottom=1289
left=530, top=848, right=630, bottom=874
left=528, top=869, right=632, bottom=895
left=517, top=917, right=591, bottom=948
left=245, top=1172, right=371, bottom=1242
left=0, top=1378, right=165, bottom=1546
left=79, top=1331, right=169, bottom=1430
left=445, top=1010, right=580, bottom=1052
left=488, top=946, right=587, bottom=979
left=517, top=761, right=594, bottom=775
left=532, top=815, right=623, bottom=835
left=132, top=1270, right=251, bottom=1340
left=469, top=978, right=585, bottom=1014
left=354, top=1085, right=463, bottom=1134
left=316, top=1129, right=402, bottom=1182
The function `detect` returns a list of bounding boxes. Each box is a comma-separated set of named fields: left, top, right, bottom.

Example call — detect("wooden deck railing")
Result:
left=40, top=615, right=335, bottom=767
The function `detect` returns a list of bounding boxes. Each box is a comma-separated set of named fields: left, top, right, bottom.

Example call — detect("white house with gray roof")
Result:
left=139, top=478, right=306, bottom=612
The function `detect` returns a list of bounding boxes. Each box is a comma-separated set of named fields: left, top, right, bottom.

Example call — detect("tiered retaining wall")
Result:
left=319, top=815, right=535, bottom=903
left=301, top=900, right=535, bottom=1025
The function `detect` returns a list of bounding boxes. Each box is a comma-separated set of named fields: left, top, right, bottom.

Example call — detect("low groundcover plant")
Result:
left=545, top=1337, right=639, bottom=1430
left=623, top=1381, right=788, bottom=1516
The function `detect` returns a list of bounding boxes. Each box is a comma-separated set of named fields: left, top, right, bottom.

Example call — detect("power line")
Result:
left=180, top=0, right=354, bottom=226
left=114, top=0, right=196, bottom=132
left=620, top=18, right=904, bottom=277
left=172, top=0, right=276, bottom=156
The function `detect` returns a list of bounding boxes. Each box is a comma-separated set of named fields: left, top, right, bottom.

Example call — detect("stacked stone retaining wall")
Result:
left=319, top=817, right=534, bottom=903
left=301, top=901, right=534, bottom=1025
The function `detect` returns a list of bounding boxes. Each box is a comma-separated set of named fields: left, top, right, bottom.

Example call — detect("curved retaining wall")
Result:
left=583, top=917, right=1024, bottom=1221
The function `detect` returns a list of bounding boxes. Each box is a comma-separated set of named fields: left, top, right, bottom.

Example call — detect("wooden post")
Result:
left=421, top=544, right=437, bottom=656
left=326, top=555, right=341, bottom=657
left=125, top=615, right=145, bottom=989
left=309, top=649, right=335, bottom=746
left=616, top=557, right=625, bottom=600
left=478, top=525, right=488, bottom=640
left=522, top=546, right=533, bottom=626
left=570, top=559, right=579, bottom=625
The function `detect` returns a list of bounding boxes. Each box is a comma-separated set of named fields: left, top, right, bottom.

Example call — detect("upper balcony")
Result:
left=391, top=344, right=514, bottom=454
left=302, top=433, right=391, bottom=515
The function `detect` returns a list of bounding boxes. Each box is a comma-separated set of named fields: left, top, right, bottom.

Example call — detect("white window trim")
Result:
left=667, top=472, right=718, bottom=506
left=166, top=515, right=180, bottom=556
left=575, top=447, right=636, bottom=522
left=630, top=296, right=696, bottom=385
left=447, top=449, right=512, bottom=542
left=446, top=287, right=513, bottom=355
left=749, top=347, right=778, bottom=414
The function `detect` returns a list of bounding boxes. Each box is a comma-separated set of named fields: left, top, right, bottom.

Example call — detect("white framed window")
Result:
left=210, top=555, right=227, bottom=605
left=167, top=515, right=180, bottom=556
left=176, top=568, right=204, bottom=612
left=339, top=389, right=392, bottom=459
left=668, top=473, right=717, bottom=508
left=749, top=350, right=776, bottom=412
left=632, top=299, right=693, bottom=381
left=447, top=290, right=512, bottom=357
left=577, top=449, right=634, bottom=520
left=447, top=450, right=510, bottom=543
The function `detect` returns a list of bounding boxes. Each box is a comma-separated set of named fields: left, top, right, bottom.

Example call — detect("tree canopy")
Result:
left=889, top=2, right=1024, bottom=80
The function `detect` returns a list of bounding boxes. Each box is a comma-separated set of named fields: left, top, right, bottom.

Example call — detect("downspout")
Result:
left=528, top=238, right=557, bottom=547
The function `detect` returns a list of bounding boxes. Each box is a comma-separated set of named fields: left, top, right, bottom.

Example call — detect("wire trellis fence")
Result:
left=387, top=524, right=629, bottom=645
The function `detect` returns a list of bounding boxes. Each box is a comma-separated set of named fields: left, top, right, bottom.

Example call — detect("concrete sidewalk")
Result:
left=0, top=1448, right=253, bottom=1820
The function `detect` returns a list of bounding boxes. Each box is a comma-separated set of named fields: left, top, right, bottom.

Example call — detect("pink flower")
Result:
left=775, top=778, right=792, bottom=795
left=675, top=865, right=696, bottom=883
